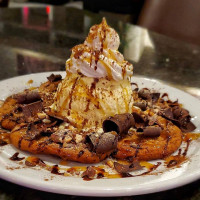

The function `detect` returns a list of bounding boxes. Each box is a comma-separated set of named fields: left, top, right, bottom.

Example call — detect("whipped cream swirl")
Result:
left=66, top=18, right=133, bottom=81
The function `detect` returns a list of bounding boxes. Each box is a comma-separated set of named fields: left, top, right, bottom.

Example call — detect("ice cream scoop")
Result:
left=51, top=73, right=133, bottom=128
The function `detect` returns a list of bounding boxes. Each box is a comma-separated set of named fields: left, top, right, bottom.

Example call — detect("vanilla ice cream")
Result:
left=51, top=18, right=134, bottom=129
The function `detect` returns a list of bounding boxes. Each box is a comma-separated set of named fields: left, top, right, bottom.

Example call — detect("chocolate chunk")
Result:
left=22, top=101, right=43, bottom=122
left=87, top=131, right=118, bottom=153
left=24, top=123, right=41, bottom=140
left=143, top=126, right=162, bottom=137
left=138, top=88, right=151, bottom=100
left=47, top=74, right=62, bottom=82
left=151, top=93, right=160, bottom=103
left=114, top=161, right=142, bottom=174
left=82, top=166, right=96, bottom=178
left=13, top=90, right=41, bottom=104
left=133, top=102, right=147, bottom=111
left=103, top=113, right=135, bottom=134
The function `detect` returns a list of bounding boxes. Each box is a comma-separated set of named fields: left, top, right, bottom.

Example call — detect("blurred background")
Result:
left=1, top=0, right=200, bottom=46
left=0, top=0, right=200, bottom=96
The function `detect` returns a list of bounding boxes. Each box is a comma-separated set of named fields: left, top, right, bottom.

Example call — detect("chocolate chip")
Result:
left=78, top=150, right=84, bottom=158
left=103, top=113, right=135, bottom=135
left=13, top=90, right=41, bottom=104
left=143, top=126, right=162, bottom=137
left=114, top=161, right=142, bottom=174
left=133, top=102, right=147, bottom=111
left=47, top=74, right=62, bottom=82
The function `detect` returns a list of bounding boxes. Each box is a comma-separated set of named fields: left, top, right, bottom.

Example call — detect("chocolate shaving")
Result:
left=151, top=93, right=160, bottom=103
left=132, top=112, right=147, bottom=128
left=21, top=101, right=43, bottom=122
left=82, top=166, right=96, bottom=178
left=114, top=161, right=143, bottom=174
left=47, top=74, right=62, bottom=82
left=10, top=152, right=25, bottom=161
left=180, top=121, right=196, bottom=133
left=143, top=126, right=162, bottom=137
left=103, top=113, right=135, bottom=135
left=132, top=112, right=145, bottom=123
left=161, top=106, right=196, bottom=132
left=133, top=102, right=147, bottom=111
left=138, top=88, right=151, bottom=100
left=173, top=107, right=189, bottom=119
left=162, top=108, right=174, bottom=120
left=24, top=123, right=41, bottom=140
left=24, top=120, right=56, bottom=141
left=87, top=131, right=118, bottom=153
left=13, top=90, right=41, bottom=104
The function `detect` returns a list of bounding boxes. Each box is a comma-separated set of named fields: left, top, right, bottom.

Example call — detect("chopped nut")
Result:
left=42, top=119, right=51, bottom=124
left=75, top=134, right=83, bottom=143
left=37, top=112, right=47, bottom=119
left=63, top=135, right=72, bottom=143
left=106, top=160, right=114, bottom=168
left=59, top=125, right=65, bottom=130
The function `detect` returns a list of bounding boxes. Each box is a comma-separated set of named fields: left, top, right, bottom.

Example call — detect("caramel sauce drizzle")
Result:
left=162, top=135, right=171, bottom=157
left=84, top=78, right=98, bottom=112
left=164, top=132, right=200, bottom=168
left=67, top=77, right=79, bottom=115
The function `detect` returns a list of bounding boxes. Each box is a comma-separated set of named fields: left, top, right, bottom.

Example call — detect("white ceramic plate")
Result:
left=0, top=72, right=200, bottom=197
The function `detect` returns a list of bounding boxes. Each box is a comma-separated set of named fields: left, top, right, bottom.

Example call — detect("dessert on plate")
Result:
left=0, top=19, right=196, bottom=174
